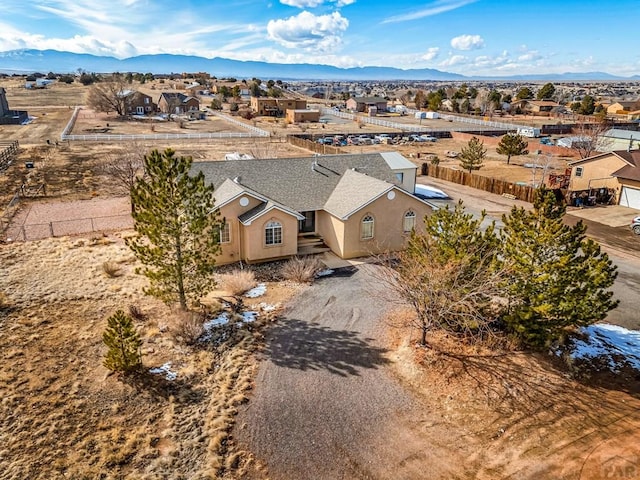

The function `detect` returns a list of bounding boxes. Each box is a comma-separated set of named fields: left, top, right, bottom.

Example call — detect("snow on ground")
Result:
left=315, top=269, right=334, bottom=278
left=414, top=184, right=449, bottom=199
left=245, top=283, right=267, bottom=298
left=258, top=302, right=278, bottom=312
left=569, top=324, right=640, bottom=371
left=149, top=362, right=178, bottom=381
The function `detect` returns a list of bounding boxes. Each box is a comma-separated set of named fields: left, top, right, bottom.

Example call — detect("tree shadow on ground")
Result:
left=120, top=370, right=205, bottom=404
left=261, top=318, right=389, bottom=376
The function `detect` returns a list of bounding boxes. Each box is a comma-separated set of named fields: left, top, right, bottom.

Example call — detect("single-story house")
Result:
left=346, top=97, right=388, bottom=113
left=191, top=152, right=434, bottom=264
left=510, top=99, right=561, bottom=114
left=285, top=109, right=320, bottom=124
left=158, top=92, right=200, bottom=114
left=250, top=97, right=307, bottom=117
left=607, top=101, right=639, bottom=115
left=568, top=149, right=640, bottom=209
left=123, top=91, right=156, bottom=115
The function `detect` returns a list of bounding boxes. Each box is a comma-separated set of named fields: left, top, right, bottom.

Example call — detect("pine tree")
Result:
left=459, top=136, right=486, bottom=173
left=126, top=148, right=223, bottom=309
left=536, top=82, right=556, bottom=100
left=496, top=133, right=529, bottom=165
left=500, top=187, right=618, bottom=348
left=103, top=310, right=142, bottom=373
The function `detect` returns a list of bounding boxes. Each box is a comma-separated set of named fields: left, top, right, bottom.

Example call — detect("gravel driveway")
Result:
left=236, top=264, right=439, bottom=479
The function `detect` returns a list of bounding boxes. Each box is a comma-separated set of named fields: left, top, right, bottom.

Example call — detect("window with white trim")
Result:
left=214, top=222, right=230, bottom=244
left=265, top=220, right=283, bottom=245
left=575, top=166, right=583, bottom=177
left=361, top=214, right=374, bottom=240
left=403, top=210, right=416, bottom=233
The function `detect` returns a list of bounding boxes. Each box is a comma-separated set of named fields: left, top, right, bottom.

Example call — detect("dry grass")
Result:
left=102, top=260, right=122, bottom=277
left=280, top=255, right=323, bottom=283
left=0, top=234, right=298, bottom=479
left=169, top=310, right=205, bottom=345
left=219, top=269, right=256, bottom=296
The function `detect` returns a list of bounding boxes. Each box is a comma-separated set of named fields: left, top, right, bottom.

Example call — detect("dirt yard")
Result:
left=0, top=233, right=301, bottom=479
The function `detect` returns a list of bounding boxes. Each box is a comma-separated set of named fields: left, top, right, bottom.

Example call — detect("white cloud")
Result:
left=439, top=54, right=467, bottom=67
left=267, top=11, right=348, bottom=53
left=280, top=0, right=355, bottom=7
left=421, top=47, right=440, bottom=61
left=450, top=34, right=484, bottom=50
left=382, top=0, right=477, bottom=24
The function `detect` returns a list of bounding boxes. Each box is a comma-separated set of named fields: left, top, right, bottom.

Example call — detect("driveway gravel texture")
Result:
left=236, top=264, right=458, bottom=480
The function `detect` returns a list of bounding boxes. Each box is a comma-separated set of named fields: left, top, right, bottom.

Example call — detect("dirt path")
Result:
left=235, top=264, right=466, bottom=479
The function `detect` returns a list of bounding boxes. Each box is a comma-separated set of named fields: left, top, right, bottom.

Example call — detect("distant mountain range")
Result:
left=0, top=49, right=638, bottom=82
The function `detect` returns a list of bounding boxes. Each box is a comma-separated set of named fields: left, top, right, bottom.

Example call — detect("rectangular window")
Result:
left=265, top=221, right=283, bottom=245
left=214, top=222, right=230, bottom=244
left=575, top=167, right=583, bottom=177
left=395, top=172, right=404, bottom=183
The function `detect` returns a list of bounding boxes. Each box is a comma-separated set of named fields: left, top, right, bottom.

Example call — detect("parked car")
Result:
left=631, top=215, right=640, bottom=235
left=419, top=135, right=437, bottom=142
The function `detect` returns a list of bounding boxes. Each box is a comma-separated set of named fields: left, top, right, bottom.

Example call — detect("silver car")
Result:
left=631, top=215, right=640, bottom=235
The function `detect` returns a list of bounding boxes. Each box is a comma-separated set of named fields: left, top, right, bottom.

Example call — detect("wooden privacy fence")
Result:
left=424, top=164, right=537, bottom=203
left=287, top=135, right=343, bottom=155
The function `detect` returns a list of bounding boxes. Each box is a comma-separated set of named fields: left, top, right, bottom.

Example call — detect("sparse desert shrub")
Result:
left=430, top=155, right=440, bottom=165
left=280, top=256, right=323, bottom=283
left=103, top=310, right=143, bottom=374
left=0, top=292, right=12, bottom=311
left=170, top=311, right=205, bottom=345
left=102, top=261, right=122, bottom=278
left=128, top=304, right=147, bottom=322
left=219, top=269, right=256, bottom=296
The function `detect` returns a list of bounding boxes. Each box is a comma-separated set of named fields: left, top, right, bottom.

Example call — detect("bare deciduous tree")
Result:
left=86, top=76, right=130, bottom=116
left=571, top=120, right=613, bottom=159
left=102, top=143, right=148, bottom=207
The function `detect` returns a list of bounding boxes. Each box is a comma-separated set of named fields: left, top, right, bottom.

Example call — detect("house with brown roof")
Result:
left=568, top=149, right=640, bottom=209
left=510, top=99, right=561, bottom=114
left=346, top=96, right=388, bottom=113
left=607, top=100, right=639, bottom=115
left=122, top=91, right=156, bottom=115
left=191, top=152, right=433, bottom=264
left=157, top=92, right=200, bottom=114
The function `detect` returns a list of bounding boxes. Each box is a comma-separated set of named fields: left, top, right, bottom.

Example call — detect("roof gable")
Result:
left=323, top=169, right=393, bottom=220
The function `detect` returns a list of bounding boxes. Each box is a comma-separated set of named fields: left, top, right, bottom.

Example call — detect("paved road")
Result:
left=235, top=264, right=455, bottom=480
left=422, top=176, right=640, bottom=330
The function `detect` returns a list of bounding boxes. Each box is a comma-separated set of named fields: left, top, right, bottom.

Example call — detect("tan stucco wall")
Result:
left=316, top=210, right=346, bottom=257
left=569, top=155, right=626, bottom=191
left=242, top=213, right=299, bottom=263
left=215, top=195, right=263, bottom=265
left=339, top=189, right=432, bottom=259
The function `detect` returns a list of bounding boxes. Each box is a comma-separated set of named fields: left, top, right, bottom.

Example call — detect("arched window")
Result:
left=265, top=220, right=282, bottom=245
left=403, top=210, right=416, bottom=233
left=361, top=214, right=374, bottom=240
left=214, top=222, right=231, bottom=244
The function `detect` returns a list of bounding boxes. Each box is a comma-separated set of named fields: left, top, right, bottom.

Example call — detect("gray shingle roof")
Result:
left=323, top=169, right=392, bottom=219
left=191, top=153, right=401, bottom=213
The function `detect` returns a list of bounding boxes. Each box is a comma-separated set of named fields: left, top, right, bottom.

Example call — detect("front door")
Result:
left=298, top=211, right=315, bottom=233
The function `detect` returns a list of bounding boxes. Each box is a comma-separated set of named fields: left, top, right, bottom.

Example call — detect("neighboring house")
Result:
left=607, top=101, right=639, bottom=115
left=157, top=92, right=200, bottom=114
left=122, top=91, right=156, bottom=115
left=191, top=152, right=433, bottom=264
left=568, top=150, right=640, bottom=209
left=510, top=99, right=561, bottom=114
left=285, top=109, right=320, bottom=124
left=346, top=96, right=388, bottom=113
left=250, top=97, right=307, bottom=117
left=0, top=87, right=28, bottom=125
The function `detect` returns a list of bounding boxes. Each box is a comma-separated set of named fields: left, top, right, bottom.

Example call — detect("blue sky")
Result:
left=1, top=0, right=639, bottom=76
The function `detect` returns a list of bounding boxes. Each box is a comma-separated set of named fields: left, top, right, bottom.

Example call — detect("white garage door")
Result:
left=619, top=186, right=640, bottom=209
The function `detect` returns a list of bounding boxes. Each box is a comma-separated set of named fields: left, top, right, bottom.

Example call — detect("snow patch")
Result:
left=243, top=311, right=258, bottom=323
left=245, top=283, right=267, bottom=298
left=259, top=302, right=278, bottom=312
left=569, top=324, right=640, bottom=371
left=315, top=269, right=334, bottom=278
left=149, top=362, right=177, bottom=381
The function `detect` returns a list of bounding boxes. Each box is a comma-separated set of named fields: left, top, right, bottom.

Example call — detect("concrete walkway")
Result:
left=566, top=204, right=639, bottom=228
